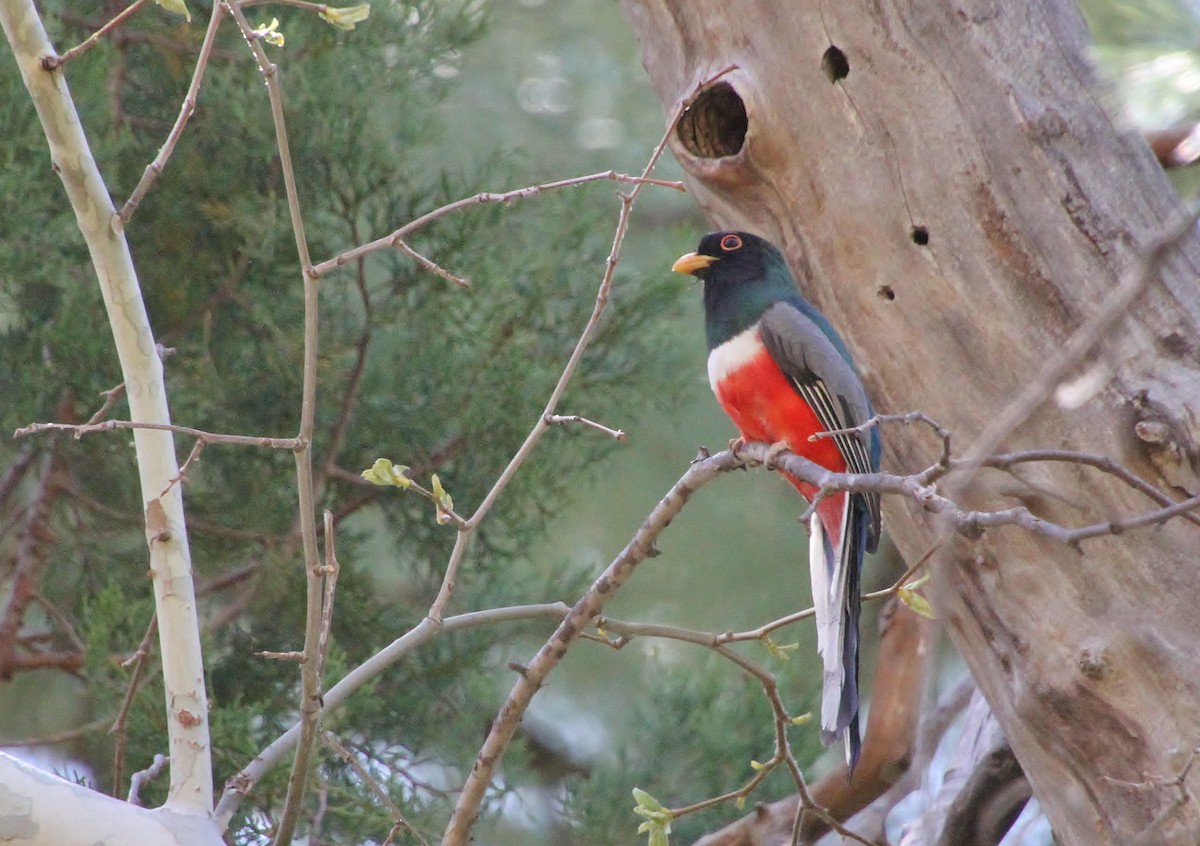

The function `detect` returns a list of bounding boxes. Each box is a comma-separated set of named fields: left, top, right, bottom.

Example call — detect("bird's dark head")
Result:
left=673, top=231, right=800, bottom=348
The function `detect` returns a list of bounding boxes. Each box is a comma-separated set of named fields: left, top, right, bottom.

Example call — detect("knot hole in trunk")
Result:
left=677, top=82, right=747, bottom=159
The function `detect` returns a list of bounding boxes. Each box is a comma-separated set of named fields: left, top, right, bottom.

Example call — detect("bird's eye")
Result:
left=720, top=234, right=743, bottom=251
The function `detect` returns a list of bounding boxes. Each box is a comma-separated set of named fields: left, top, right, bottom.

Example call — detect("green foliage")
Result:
left=632, top=788, right=672, bottom=846
left=897, top=572, right=936, bottom=620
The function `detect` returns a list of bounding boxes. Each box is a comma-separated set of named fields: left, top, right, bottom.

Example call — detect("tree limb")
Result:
left=1, top=0, right=212, bottom=814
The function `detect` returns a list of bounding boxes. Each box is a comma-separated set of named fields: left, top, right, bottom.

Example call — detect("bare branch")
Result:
left=393, top=239, right=471, bottom=289
left=315, top=510, right=341, bottom=682
left=545, top=413, right=628, bottom=442
left=120, top=2, right=227, bottom=223
left=735, top=440, right=1200, bottom=547
left=214, top=602, right=574, bottom=826
left=127, top=753, right=169, bottom=806
left=438, top=446, right=744, bottom=846
left=161, top=439, right=206, bottom=497
left=310, top=171, right=685, bottom=277
left=83, top=383, right=127, bottom=426
left=256, top=651, right=306, bottom=662
left=810, top=411, right=952, bottom=471
left=977, top=448, right=1200, bottom=529
left=41, top=0, right=151, bottom=70
left=222, top=3, right=324, bottom=843
left=0, top=451, right=60, bottom=680
left=957, top=210, right=1200, bottom=474
left=111, top=615, right=159, bottom=796
left=323, top=732, right=434, bottom=846
left=1121, top=745, right=1200, bottom=846
left=14, top=419, right=301, bottom=450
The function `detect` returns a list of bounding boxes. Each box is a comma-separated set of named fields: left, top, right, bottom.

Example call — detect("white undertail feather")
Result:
left=810, top=501, right=851, bottom=747
left=808, top=514, right=830, bottom=663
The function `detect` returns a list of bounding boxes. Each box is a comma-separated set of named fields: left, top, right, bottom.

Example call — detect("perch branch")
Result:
left=438, top=447, right=747, bottom=846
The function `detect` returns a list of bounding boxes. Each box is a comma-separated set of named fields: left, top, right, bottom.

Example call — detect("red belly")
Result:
left=714, top=347, right=847, bottom=512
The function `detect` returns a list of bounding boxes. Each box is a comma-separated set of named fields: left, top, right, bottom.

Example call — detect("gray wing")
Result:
left=758, top=301, right=880, bottom=541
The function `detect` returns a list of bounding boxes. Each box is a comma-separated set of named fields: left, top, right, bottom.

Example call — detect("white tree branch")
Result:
left=0, top=752, right=222, bottom=846
left=0, top=1, right=212, bottom=815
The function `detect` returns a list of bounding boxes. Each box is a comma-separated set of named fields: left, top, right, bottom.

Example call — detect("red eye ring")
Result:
left=720, top=234, right=743, bottom=251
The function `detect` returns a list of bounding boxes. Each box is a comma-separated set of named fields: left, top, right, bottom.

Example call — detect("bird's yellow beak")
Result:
left=671, top=252, right=718, bottom=275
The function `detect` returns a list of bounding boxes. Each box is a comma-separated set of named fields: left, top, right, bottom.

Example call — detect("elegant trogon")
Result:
left=673, top=231, right=881, bottom=771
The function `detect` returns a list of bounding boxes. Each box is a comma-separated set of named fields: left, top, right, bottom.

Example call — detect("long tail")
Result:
left=808, top=490, right=866, bottom=773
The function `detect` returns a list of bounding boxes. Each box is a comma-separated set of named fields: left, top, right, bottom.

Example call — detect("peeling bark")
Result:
left=620, top=2, right=1200, bottom=844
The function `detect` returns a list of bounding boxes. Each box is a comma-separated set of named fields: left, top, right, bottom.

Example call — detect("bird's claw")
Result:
left=764, top=440, right=791, bottom=470
left=728, top=436, right=746, bottom=456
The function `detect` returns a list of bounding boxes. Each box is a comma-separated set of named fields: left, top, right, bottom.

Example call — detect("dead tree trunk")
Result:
left=620, top=2, right=1200, bottom=844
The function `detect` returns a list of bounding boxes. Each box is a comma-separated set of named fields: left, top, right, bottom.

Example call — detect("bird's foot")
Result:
left=764, top=440, right=791, bottom=470
left=727, top=436, right=746, bottom=457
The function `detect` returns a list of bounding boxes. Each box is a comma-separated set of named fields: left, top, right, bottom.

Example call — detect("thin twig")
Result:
left=323, top=732, right=434, bottom=846
left=1106, top=745, right=1200, bottom=846
left=120, top=2, right=226, bottom=223
left=223, top=3, right=324, bottom=843
left=315, top=510, right=340, bottom=682
left=14, top=419, right=301, bottom=450
left=735, top=440, right=1200, bottom=548
left=393, top=239, right=470, bottom=289
left=810, top=411, right=951, bottom=470
left=161, top=439, right=207, bottom=497
left=310, top=171, right=685, bottom=278
left=424, top=74, right=722, bottom=630
left=956, top=210, right=1200, bottom=477
left=256, top=651, right=306, bottom=662
left=83, top=383, right=127, bottom=426
left=41, top=0, right=150, bottom=70
left=545, top=413, right=628, bottom=442
left=127, top=753, right=168, bottom=806
left=214, top=602, right=574, bottom=825
left=111, top=615, right=159, bottom=796
left=976, top=448, right=1200, bottom=529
